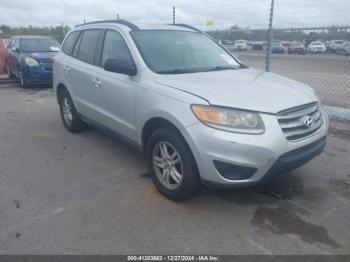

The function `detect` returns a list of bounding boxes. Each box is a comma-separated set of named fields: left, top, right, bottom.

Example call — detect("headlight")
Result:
left=191, top=105, right=265, bottom=134
left=25, top=57, right=39, bottom=67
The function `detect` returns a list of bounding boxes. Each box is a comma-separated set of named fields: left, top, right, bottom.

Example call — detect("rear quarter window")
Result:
left=62, top=31, right=80, bottom=55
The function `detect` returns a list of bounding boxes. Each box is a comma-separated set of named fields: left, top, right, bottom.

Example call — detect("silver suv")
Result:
left=53, top=20, right=328, bottom=200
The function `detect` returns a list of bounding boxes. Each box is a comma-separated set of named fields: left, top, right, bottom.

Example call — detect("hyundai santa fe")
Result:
left=53, top=20, right=328, bottom=201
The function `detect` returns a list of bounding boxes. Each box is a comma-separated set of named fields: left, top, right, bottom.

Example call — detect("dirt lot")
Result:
left=229, top=49, right=350, bottom=109
left=0, top=82, right=350, bottom=255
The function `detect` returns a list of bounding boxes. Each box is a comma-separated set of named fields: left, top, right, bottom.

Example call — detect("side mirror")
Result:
left=103, top=59, right=137, bottom=76
left=11, top=46, right=19, bottom=53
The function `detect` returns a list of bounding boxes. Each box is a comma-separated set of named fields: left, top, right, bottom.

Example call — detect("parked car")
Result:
left=329, top=40, right=344, bottom=52
left=2, top=38, right=10, bottom=49
left=337, top=41, right=350, bottom=55
left=252, top=41, right=264, bottom=50
left=307, top=41, right=327, bottom=53
left=233, top=40, right=248, bottom=51
left=0, top=38, right=6, bottom=73
left=288, top=41, right=306, bottom=55
left=223, top=40, right=233, bottom=45
left=54, top=21, right=328, bottom=200
left=6, top=35, right=60, bottom=88
left=271, top=41, right=284, bottom=54
left=281, top=41, right=291, bottom=47
left=329, top=40, right=345, bottom=52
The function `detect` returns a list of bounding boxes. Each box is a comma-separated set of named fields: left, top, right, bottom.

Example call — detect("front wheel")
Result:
left=19, top=70, right=29, bottom=89
left=145, top=128, right=201, bottom=201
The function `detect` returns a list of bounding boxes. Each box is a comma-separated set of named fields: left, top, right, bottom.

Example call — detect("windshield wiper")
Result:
left=203, top=65, right=238, bottom=72
left=156, top=68, right=200, bottom=74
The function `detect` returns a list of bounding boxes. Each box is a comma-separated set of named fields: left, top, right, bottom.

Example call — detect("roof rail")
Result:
left=169, top=23, right=202, bottom=33
left=75, top=19, right=139, bottom=31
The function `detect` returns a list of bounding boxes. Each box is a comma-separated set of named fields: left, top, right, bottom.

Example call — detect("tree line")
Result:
left=0, top=25, right=71, bottom=42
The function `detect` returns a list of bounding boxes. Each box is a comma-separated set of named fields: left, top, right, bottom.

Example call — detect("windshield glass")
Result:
left=20, top=38, right=60, bottom=52
left=131, top=30, right=241, bottom=74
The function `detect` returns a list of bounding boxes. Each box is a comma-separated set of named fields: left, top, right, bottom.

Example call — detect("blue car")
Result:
left=5, top=35, right=60, bottom=88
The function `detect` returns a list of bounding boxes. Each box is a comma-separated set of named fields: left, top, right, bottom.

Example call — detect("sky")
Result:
left=0, top=0, right=349, bottom=29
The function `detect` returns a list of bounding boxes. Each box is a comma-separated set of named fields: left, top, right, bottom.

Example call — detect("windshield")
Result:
left=131, top=30, right=241, bottom=74
left=20, top=38, right=60, bottom=52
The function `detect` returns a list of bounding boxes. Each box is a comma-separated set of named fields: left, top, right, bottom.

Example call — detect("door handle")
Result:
left=91, top=77, right=102, bottom=88
left=64, top=66, right=71, bottom=74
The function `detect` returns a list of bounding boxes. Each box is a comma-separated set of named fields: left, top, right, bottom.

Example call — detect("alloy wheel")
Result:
left=61, top=97, right=73, bottom=126
left=152, top=141, right=183, bottom=190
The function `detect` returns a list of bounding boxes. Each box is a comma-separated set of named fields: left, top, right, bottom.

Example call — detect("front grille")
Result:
left=40, top=63, right=52, bottom=72
left=277, top=102, right=323, bottom=141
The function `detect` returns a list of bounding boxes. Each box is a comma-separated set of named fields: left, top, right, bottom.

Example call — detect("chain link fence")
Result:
left=209, top=26, right=350, bottom=133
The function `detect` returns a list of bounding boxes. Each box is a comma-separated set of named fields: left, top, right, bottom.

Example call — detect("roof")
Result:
left=75, top=20, right=200, bottom=33
left=133, top=23, right=197, bottom=32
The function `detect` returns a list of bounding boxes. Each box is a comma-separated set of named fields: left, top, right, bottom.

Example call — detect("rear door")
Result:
left=65, top=29, right=104, bottom=118
left=57, top=31, right=80, bottom=99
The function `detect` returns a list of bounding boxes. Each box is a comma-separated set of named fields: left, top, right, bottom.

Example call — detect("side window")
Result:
left=101, top=30, right=133, bottom=67
left=62, top=31, right=79, bottom=55
left=77, top=30, right=100, bottom=65
left=72, top=32, right=82, bottom=58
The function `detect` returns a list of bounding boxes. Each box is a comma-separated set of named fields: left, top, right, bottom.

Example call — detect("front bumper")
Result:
left=23, top=64, right=53, bottom=85
left=185, top=110, right=329, bottom=186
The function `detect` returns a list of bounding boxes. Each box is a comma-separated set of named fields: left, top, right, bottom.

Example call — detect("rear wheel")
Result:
left=58, top=89, right=87, bottom=133
left=145, top=128, right=201, bottom=201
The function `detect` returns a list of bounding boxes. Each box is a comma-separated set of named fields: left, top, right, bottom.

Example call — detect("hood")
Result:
left=23, top=52, right=57, bottom=63
left=154, top=68, right=317, bottom=114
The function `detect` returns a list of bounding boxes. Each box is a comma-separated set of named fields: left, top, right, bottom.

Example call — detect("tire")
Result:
left=7, top=65, right=15, bottom=79
left=58, top=88, right=87, bottom=133
left=19, top=70, right=29, bottom=89
left=145, top=127, right=201, bottom=201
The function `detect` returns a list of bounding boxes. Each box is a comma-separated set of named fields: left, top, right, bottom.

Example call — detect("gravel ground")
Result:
left=0, top=82, right=349, bottom=255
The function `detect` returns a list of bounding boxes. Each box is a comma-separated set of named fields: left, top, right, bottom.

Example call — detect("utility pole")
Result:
left=61, top=22, right=65, bottom=38
left=265, top=0, right=275, bottom=72
left=172, top=6, right=176, bottom=24
left=116, top=14, right=120, bottom=20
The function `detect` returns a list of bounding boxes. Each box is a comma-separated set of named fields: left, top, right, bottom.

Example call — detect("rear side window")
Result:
left=101, top=30, right=133, bottom=67
left=77, top=30, right=100, bottom=65
left=62, top=31, right=79, bottom=55
left=72, top=33, right=82, bottom=58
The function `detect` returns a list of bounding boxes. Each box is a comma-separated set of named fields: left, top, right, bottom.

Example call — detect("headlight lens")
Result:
left=191, top=105, right=265, bottom=134
left=25, top=58, right=39, bottom=67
